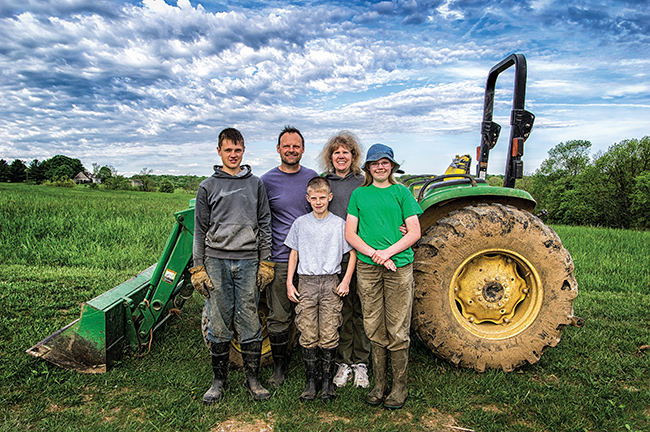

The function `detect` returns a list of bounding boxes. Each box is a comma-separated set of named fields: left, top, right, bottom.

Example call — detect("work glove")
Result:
left=256, top=260, right=275, bottom=291
left=189, top=265, right=214, bottom=298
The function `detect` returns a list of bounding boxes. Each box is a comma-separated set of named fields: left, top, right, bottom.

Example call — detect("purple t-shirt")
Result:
left=261, top=166, right=318, bottom=262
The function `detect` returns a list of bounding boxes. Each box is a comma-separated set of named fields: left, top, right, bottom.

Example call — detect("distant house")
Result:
left=73, top=172, right=95, bottom=184
left=130, top=179, right=143, bottom=187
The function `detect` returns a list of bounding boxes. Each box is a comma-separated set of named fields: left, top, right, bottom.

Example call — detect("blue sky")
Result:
left=0, top=0, right=648, bottom=177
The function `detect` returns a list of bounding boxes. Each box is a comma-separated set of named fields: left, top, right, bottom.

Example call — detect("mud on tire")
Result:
left=412, top=203, right=578, bottom=372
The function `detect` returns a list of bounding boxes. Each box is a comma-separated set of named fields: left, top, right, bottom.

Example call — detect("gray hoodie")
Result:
left=193, top=164, right=272, bottom=266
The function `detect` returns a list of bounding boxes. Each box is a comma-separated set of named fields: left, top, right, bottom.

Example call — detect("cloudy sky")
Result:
left=1, top=0, right=648, bottom=177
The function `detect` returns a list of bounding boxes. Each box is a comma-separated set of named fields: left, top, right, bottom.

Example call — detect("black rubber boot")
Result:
left=300, top=346, right=319, bottom=401
left=268, top=331, right=289, bottom=388
left=203, top=342, right=230, bottom=404
left=320, top=346, right=338, bottom=402
left=366, top=343, right=387, bottom=405
left=240, top=341, right=271, bottom=401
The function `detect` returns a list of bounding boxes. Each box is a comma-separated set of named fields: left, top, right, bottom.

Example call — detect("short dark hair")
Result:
left=278, top=126, right=304, bottom=147
left=218, top=128, right=244, bottom=148
left=306, top=176, right=330, bottom=194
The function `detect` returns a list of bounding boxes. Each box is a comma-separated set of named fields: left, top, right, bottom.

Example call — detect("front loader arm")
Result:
left=126, top=205, right=196, bottom=352
left=27, top=202, right=197, bottom=373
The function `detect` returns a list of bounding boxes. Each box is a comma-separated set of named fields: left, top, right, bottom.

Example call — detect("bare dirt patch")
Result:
left=209, top=416, right=275, bottom=432
left=101, top=407, right=120, bottom=422
left=481, top=404, right=502, bottom=413
left=623, top=384, right=640, bottom=392
left=421, top=408, right=467, bottom=431
left=319, top=411, right=351, bottom=424
left=388, top=409, right=414, bottom=424
left=512, top=419, right=537, bottom=430
left=530, top=374, right=559, bottom=385
left=125, top=407, right=147, bottom=424
left=47, top=404, right=63, bottom=413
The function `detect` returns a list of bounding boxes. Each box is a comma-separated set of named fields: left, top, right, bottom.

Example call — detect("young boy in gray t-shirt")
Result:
left=285, top=176, right=356, bottom=403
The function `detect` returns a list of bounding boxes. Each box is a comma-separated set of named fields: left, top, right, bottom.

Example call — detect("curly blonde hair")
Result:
left=318, top=131, right=363, bottom=175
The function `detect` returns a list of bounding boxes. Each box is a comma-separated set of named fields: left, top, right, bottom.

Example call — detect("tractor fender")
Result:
left=418, top=193, right=536, bottom=233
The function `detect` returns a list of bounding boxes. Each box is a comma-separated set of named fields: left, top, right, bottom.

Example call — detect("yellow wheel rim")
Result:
left=450, top=248, right=543, bottom=340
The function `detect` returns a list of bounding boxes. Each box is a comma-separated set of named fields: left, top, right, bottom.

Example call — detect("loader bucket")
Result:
left=26, top=265, right=156, bottom=373
left=27, top=202, right=196, bottom=373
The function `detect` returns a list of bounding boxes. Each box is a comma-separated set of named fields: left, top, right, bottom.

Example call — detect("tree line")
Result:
left=525, top=135, right=650, bottom=230
left=0, top=155, right=206, bottom=194
left=4, top=135, right=649, bottom=229
left=0, top=155, right=85, bottom=184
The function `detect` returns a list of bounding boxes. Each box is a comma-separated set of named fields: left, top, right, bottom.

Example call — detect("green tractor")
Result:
left=406, top=53, right=581, bottom=371
left=27, top=53, right=582, bottom=374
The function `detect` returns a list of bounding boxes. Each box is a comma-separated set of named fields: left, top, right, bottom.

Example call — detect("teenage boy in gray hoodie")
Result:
left=190, top=127, right=274, bottom=403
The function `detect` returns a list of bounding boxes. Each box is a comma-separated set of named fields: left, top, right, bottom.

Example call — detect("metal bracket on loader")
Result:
left=476, top=53, right=535, bottom=187
left=27, top=201, right=197, bottom=373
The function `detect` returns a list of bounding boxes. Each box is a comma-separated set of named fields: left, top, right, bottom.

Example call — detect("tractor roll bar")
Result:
left=476, top=53, right=535, bottom=188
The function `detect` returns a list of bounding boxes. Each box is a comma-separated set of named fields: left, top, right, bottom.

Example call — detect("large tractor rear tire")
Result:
left=412, top=203, right=578, bottom=372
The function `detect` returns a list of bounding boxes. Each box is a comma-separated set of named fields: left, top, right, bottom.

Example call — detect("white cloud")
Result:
left=437, top=1, right=464, bottom=20
left=605, top=84, right=650, bottom=98
left=0, top=0, right=647, bottom=177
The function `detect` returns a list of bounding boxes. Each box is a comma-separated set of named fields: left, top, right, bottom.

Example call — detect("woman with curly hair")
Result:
left=317, top=131, right=371, bottom=389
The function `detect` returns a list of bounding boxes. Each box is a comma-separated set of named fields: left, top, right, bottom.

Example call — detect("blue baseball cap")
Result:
left=364, top=143, right=402, bottom=173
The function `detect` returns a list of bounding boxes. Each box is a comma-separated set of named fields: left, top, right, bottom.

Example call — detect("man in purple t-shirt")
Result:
left=261, top=126, right=317, bottom=389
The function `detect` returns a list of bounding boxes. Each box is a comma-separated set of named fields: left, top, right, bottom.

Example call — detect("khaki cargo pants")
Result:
left=295, top=274, right=343, bottom=350
left=356, top=261, right=414, bottom=351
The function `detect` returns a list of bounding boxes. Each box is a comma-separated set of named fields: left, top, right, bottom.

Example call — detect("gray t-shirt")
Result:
left=284, top=212, right=352, bottom=276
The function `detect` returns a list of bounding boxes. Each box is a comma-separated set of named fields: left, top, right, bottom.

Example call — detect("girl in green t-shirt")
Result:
left=345, top=143, right=422, bottom=410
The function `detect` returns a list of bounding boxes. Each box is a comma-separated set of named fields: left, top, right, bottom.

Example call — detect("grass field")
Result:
left=1, top=183, right=649, bottom=431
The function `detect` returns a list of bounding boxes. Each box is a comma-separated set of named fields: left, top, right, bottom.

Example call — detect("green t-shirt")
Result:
left=347, top=183, right=423, bottom=268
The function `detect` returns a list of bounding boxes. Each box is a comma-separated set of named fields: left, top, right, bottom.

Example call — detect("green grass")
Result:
left=1, top=183, right=649, bottom=431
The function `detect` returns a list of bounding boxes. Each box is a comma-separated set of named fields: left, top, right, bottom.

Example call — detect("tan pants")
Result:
left=295, top=274, right=343, bottom=349
left=356, top=261, right=414, bottom=351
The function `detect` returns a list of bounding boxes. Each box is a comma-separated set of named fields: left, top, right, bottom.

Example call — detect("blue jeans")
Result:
left=204, top=257, right=262, bottom=344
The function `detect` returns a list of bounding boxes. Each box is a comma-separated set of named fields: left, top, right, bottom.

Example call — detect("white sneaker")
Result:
left=333, top=363, right=352, bottom=387
left=352, top=363, right=370, bottom=388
